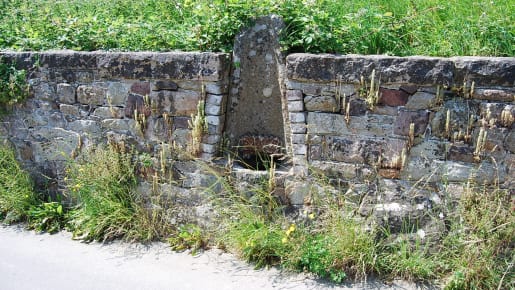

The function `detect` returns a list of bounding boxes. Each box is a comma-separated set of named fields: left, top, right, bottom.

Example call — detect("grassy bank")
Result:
left=0, top=0, right=513, bottom=56
left=0, top=142, right=513, bottom=288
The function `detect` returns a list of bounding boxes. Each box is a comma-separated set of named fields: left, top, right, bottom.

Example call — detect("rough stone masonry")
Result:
left=0, top=25, right=514, bottom=232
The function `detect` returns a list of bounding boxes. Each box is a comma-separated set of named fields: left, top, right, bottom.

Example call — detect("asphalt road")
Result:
left=0, top=225, right=429, bottom=290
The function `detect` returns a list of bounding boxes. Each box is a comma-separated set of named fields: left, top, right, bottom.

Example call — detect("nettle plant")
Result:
left=0, top=57, right=29, bottom=111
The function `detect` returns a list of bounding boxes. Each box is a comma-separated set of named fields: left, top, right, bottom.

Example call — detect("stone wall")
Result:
left=1, top=51, right=513, bottom=229
left=0, top=51, right=230, bottom=194
left=285, top=54, right=514, bottom=228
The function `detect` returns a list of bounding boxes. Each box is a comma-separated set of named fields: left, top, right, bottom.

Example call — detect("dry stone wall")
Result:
left=285, top=53, right=514, bottom=229
left=0, top=51, right=230, bottom=194
left=0, top=50, right=513, bottom=230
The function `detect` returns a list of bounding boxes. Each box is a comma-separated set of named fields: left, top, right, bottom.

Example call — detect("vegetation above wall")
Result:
left=0, top=0, right=513, bottom=56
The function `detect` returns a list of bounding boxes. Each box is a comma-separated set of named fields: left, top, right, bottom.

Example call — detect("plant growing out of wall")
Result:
left=0, top=57, right=29, bottom=113
left=359, top=69, right=380, bottom=110
left=188, top=100, right=207, bottom=157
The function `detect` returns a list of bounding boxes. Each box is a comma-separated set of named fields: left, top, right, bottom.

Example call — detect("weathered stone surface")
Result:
left=289, top=112, right=305, bottom=123
left=38, top=51, right=98, bottom=70
left=453, top=57, right=515, bottom=86
left=32, top=82, right=55, bottom=101
left=309, top=160, right=358, bottom=180
left=205, top=103, right=222, bottom=116
left=506, top=131, right=515, bottom=153
left=405, top=92, right=436, bottom=110
left=206, top=94, right=223, bottom=106
left=59, top=104, right=79, bottom=116
left=394, top=109, right=429, bottom=136
left=93, top=107, right=122, bottom=119
left=32, top=128, right=80, bottom=162
left=101, top=119, right=132, bottom=131
left=304, top=95, right=337, bottom=112
left=409, top=138, right=447, bottom=161
left=379, top=88, right=409, bottom=106
left=57, top=83, right=76, bottom=104
left=124, top=93, right=151, bottom=118
left=106, top=82, right=129, bottom=106
left=286, top=90, right=303, bottom=101
left=205, top=82, right=228, bottom=95
left=152, top=80, right=178, bottom=91
left=308, top=112, right=394, bottom=137
left=68, top=120, right=101, bottom=134
left=225, top=15, right=285, bottom=146
left=448, top=144, right=475, bottom=163
left=431, top=100, right=480, bottom=138
left=152, top=52, right=230, bottom=81
left=130, top=81, right=150, bottom=96
left=288, top=100, right=304, bottom=112
left=77, top=85, right=106, bottom=106
left=97, top=52, right=153, bottom=79
left=287, top=54, right=455, bottom=85
left=171, top=90, right=201, bottom=116
left=473, top=89, right=514, bottom=102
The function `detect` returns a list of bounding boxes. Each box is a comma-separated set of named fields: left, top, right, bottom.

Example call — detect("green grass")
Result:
left=211, top=167, right=514, bottom=288
left=65, top=145, right=174, bottom=242
left=0, top=57, right=29, bottom=113
left=0, top=142, right=38, bottom=223
left=0, top=0, right=512, bottom=56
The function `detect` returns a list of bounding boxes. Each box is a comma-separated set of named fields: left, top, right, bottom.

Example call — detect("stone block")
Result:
left=290, top=123, right=306, bottom=134
left=287, top=100, right=304, bottom=112
left=171, top=90, right=201, bottom=117
left=291, top=134, right=306, bottom=144
left=201, top=143, right=217, bottom=154
left=431, top=100, right=480, bottom=138
left=152, top=52, right=230, bottom=81
left=130, top=81, right=150, bottom=96
left=93, top=107, right=123, bottom=119
left=57, top=83, right=76, bottom=104
left=289, top=112, right=306, bottom=123
left=473, top=89, right=514, bottom=102
left=205, top=103, right=222, bottom=116
left=506, top=131, right=515, bottom=153
left=101, top=119, right=132, bottom=131
left=205, top=82, right=227, bottom=95
left=68, top=120, right=101, bottom=134
left=59, top=104, right=79, bottom=116
left=304, top=95, right=337, bottom=112
left=124, top=93, right=151, bottom=118
left=286, top=90, right=303, bottom=101
left=394, top=109, right=429, bottom=136
left=32, top=127, right=80, bottom=162
left=378, top=88, right=409, bottom=106
left=152, top=80, right=178, bottom=91
left=405, top=91, right=436, bottom=110
left=206, top=94, right=224, bottom=106
left=453, top=57, right=515, bottom=86
left=307, top=112, right=394, bottom=137
left=33, top=82, right=55, bottom=101
left=106, top=82, right=129, bottom=106
left=77, top=85, right=106, bottom=106
left=206, top=116, right=221, bottom=126
left=448, top=144, right=475, bottom=163
left=292, top=144, right=307, bottom=155
left=97, top=52, right=153, bottom=79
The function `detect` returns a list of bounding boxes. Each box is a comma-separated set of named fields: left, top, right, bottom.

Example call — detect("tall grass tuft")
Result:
left=65, top=145, right=173, bottom=242
left=0, top=142, right=37, bottom=223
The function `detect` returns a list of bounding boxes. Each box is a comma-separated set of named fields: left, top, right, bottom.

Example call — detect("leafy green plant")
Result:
left=27, top=201, right=67, bottom=234
left=296, top=234, right=347, bottom=283
left=0, top=0, right=512, bottom=56
left=0, top=142, right=37, bottom=223
left=0, top=57, right=29, bottom=113
left=168, top=223, right=207, bottom=255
